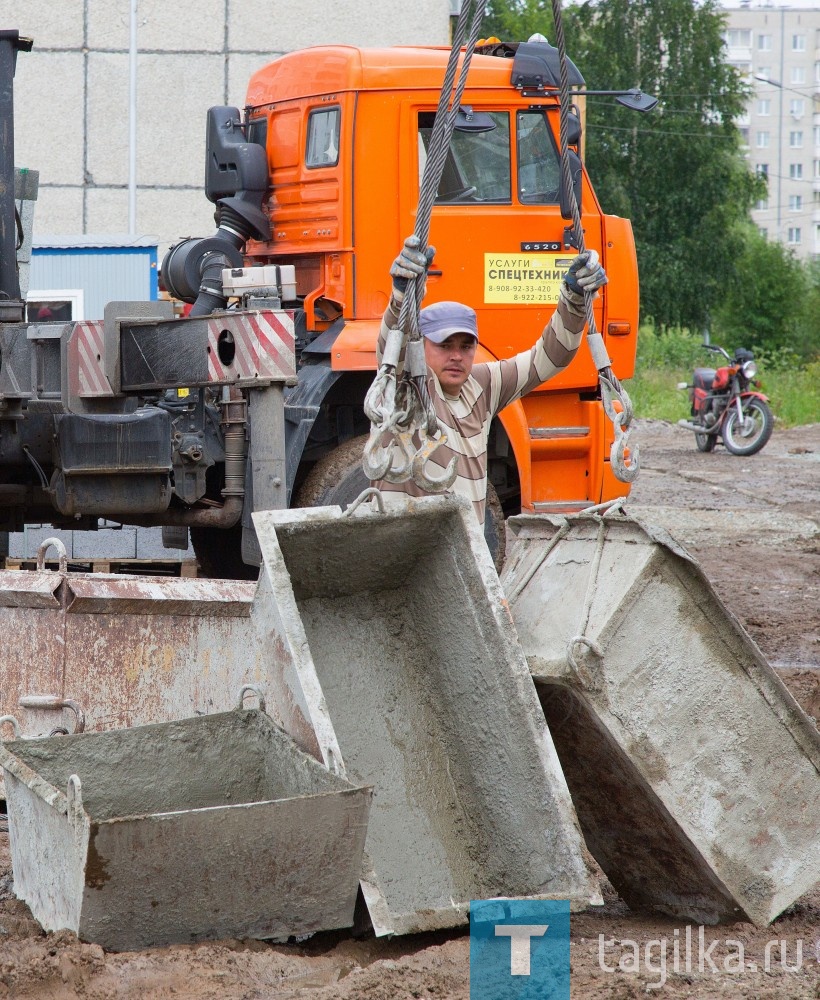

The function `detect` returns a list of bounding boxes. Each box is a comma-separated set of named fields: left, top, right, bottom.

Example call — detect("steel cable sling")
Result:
left=362, top=0, right=485, bottom=492
left=550, top=0, right=639, bottom=483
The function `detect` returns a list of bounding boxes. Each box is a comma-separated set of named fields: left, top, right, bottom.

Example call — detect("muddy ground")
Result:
left=0, top=419, right=817, bottom=999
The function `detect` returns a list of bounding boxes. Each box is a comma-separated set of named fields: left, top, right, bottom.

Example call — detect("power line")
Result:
left=586, top=122, right=742, bottom=140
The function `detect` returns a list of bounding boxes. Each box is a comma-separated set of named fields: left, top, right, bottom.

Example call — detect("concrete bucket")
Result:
left=501, top=511, right=820, bottom=927
left=0, top=692, right=372, bottom=950
left=0, top=538, right=319, bottom=754
left=251, top=494, right=595, bottom=935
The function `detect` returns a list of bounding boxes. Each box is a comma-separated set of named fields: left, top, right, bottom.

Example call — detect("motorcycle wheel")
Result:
left=721, top=398, right=774, bottom=456
left=695, top=431, right=716, bottom=452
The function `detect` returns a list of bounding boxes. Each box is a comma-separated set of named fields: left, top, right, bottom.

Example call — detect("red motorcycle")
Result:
left=678, top=345, right=773, bottom=455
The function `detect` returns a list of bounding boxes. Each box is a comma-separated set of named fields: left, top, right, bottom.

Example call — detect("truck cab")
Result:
left=240, top=41, right=639, bottom=519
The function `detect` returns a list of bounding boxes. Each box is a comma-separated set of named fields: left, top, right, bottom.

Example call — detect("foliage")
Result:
left=625, top=325, right=820, bottom=427
left=481, top=0, right=766, bottom=333
left=562, top=0, right=764, bottom=332
left=712, top=230, right=819, bottom=361
left=482, top=0, right=556, bottom=41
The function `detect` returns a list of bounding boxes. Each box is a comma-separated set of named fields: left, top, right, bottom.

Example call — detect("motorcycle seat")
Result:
left=693, top=368, right=716, bottom=391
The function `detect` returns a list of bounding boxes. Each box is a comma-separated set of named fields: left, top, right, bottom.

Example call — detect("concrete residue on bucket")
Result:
left=0, top=703, right=372, bottom=951
left=253, top=495, right=596, bottom=936
left=501, top=511, right=820, bottom=927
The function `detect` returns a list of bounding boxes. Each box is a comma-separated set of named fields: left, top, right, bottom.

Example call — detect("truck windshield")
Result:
left=517, top=111, right=561, bottom=204
left=418, top=112, right=510, bottom=203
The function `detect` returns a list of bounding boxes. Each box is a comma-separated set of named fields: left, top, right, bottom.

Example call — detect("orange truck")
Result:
left=1, top=32, right=639, bottom=576
left=236, top=40, right=639, bottom=525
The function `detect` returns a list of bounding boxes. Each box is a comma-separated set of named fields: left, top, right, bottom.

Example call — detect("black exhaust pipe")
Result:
left=0, top=30, right=32, bottom=321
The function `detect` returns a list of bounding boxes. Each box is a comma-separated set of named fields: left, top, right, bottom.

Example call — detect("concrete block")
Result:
left=14, top=53, right=85, bottom=188
left=72, top=527, right=137, bottom=560
left=135, top=53, right=227, bottom=188
left=227, top=0, right=451, bottom=52
left=14, top=0, right=85, bottom=48
left=502, top=512, right=820, bottom=927
left=134, top=526, right=193, bottom=559
left=87, top=53, right=130, bottom=186
left=8, top=527, right=74, bottom=560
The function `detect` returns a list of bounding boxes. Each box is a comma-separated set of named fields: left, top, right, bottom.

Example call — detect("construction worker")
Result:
left=375, top=235, right=607, bottom=526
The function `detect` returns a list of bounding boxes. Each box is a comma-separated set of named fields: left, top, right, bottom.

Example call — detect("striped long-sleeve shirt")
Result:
left=374, top=285, right=588, bottom=523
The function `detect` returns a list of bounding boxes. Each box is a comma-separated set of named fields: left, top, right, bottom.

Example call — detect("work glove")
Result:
left=390, top=235, right=436, bottom=293
left=563, top=250, right=607, bottom=296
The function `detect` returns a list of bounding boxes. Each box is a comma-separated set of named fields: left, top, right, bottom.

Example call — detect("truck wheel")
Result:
left=293, top=434, right=507, bottom=571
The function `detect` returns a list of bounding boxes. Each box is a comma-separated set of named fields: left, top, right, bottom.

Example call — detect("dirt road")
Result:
left=0, top=419, right=816, bottom=999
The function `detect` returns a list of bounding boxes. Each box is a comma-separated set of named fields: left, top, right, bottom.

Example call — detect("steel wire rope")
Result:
left=362, top=0, right=485, bottom=491
left=550, top=0, right=640, bottom=484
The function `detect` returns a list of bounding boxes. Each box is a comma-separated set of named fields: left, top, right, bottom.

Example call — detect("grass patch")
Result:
left=624, top=327, right=820, bottom=428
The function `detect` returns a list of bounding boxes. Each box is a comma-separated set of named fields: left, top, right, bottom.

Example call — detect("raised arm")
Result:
left=377, top=236, right=435, bottom=364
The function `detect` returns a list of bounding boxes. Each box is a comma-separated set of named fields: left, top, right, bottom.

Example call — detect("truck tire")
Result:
left=293, top=434, right=507, bottom=571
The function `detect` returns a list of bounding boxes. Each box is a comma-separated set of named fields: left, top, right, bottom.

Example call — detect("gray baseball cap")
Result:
left=419, top=301, right=478, bottom=344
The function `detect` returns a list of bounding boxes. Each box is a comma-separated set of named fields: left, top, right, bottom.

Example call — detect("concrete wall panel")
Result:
left=227, top=0, right=450, bottom=51
left=87, top=53, right=130, bottom=186
left=136, top=53, right=226, bottom=187
left=136, top=189, right=217, bottom=257
left=29, top=187, right=84, bottom=236
left=85, top=188, right=129, bottom=235
left=14, top=53, right=85, bottom=188
left=13, top=1, right=85, bottom=48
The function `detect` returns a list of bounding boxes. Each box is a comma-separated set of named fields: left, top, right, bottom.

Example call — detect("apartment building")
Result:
left=722, top=1, right=820, bottom=260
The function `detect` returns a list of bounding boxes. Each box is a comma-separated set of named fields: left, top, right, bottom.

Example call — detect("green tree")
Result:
left=713, top=233, right=819, bottom=360
left=563, top=0, right=764, bottom=330
left=482, top=0, right=555, bottom=41
left=482, top=1, right=766, bottom=332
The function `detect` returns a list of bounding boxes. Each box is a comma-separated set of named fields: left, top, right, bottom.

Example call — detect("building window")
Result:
left=814, top=126, right=820, bottom=147
left=791, top=66, right=806, bottom=85
left=756, top=163, right=769, bottom=177
left=789, top=195, right=803, bottom=211
left=816, top=61, right=820, bottom=84
left=789, top=163, right=803, bottom=179
left=757, top=34, right=772, bottom=51
left=726, top=28, right=752, bottom=47
left=814, top=159, right=820, bottom=179
left=755, top=197, right=769, bottom=211
left=757, top=66, right=770, bottom=80
left=739, top=127, right=750, bottom=146
left=787, top=227, right=801, bottom=244
left=792, top=34, right=805, bottom=52
left=757, top=99, right=770, bottom=116
left=759, top=227, right=768, bottom=239
left=790, top=131, right=804, bottom=148
left=790, top=99, right=805, bottom=118
left=756, top=131, right=769, bottom=148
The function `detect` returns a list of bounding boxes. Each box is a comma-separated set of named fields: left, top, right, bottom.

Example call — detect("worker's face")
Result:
left=424, top=333, right=477, bottom=394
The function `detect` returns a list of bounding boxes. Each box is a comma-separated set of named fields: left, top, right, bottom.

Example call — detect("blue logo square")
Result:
left=470, top=899, right=570, bottom=1000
